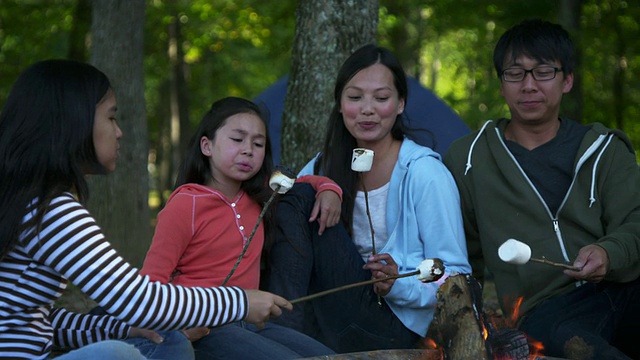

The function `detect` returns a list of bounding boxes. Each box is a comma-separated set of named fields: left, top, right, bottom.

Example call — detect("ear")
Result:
left=200, top=136, right=212, bottom=156
left=398, top=98, right=406, bottom=114
left=562, top=72, right=574, bottom=94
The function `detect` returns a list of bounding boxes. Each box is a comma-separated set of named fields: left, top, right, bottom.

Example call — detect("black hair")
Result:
left=175, top=96, right=274, bottom=208
left=493, top=19, right=575, bottom=78
left=314, top=44, right=409, bottom=235
left=0, top=59, right=111, bottom=259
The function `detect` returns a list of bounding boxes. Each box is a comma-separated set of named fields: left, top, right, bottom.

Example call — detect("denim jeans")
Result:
left=191, top=321, right=334, bottom=360
left=87, top=307, right=194, bottom=360
left=53, top=340, right=146, bottom=359
left=265, top=183, right=420, bottom=353
left=519, top=277, right=640, bottom=359
left=125, top=330, right=194, bottom=360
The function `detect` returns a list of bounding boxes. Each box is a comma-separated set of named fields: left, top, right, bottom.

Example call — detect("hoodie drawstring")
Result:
left=464, top=120, right=493, bottom=175
left=589, top=134, right=614, bottom=207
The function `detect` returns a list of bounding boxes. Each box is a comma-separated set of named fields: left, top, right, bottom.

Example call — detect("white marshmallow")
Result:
left=269, top=171, right=295, bottom=194
left=351, top=148, right=374, bottom=172
left=498, top=238, right=532, bottom=265
left=416, top=258, right=444, bottom=283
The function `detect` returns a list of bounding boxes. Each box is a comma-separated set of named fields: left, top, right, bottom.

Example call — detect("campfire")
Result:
left=427, top=274, right=559, bottom=360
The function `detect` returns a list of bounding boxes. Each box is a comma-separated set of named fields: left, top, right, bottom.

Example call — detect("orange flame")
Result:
left=423, top=337, right=438, bottom=349
left=510, top=297, right=524, bottom=325
left=527, top=338, right=545, bottom=356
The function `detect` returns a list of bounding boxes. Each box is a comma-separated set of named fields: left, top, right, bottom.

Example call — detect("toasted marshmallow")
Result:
left=416, top=258, right=445, bottom=283
left=269, top=170, right=295, bottom=194
left=498, top=238, right=532, bottom=265
left=351, top=148, right=374, bottom=172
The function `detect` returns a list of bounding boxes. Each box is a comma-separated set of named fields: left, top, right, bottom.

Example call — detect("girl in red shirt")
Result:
left=140, top=97, right=339, bottom=360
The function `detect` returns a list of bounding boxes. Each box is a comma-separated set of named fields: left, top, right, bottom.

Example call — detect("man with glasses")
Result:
left=444, top=19, right=640, bottom=359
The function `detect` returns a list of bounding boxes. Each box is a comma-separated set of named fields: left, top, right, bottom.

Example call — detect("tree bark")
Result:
left=281, top=0, right=379, bottom=171
left=168, top=13, right=191, bottom=184
left=88, top=0, right=150, bottom=267
left=558, top=0, right=583, bottom=122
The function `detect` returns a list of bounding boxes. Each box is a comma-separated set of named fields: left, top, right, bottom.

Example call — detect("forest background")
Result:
left=1, top=0, right=638, bottom=311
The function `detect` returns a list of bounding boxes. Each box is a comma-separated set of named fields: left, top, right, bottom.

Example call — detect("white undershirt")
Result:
left=352, top=182, right=390, bottom=262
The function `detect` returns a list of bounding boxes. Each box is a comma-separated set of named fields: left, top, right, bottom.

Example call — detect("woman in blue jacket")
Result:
left=264, top=44, right=471, bottom=353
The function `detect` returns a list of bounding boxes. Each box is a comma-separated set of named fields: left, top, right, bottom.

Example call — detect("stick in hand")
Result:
left=498, top=238, right=582, bottom=271
left=290, top=258, right=445, bottom=304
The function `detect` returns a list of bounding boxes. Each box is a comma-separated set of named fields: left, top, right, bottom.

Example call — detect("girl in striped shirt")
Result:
left=0, top=60, right=291, bottom=359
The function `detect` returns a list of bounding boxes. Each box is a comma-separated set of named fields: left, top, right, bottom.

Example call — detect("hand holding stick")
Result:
left=290, top=258, right=445, bottom=304
left=498, top=238, right=581, bottom=271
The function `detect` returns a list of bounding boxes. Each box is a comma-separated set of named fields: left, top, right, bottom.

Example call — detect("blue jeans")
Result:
left=125, top=330, right=194, bottom=360
left=191, top=321, right=334, bottom=360
left=54, top=340, right=146, bottom=359
left=519, top=277, right=640, bottom=359
left=265, top=183, right=420, bottom=353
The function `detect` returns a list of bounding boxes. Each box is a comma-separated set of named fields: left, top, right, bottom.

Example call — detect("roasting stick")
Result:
left=498, top=238, right=582, bottom=271
left=290, top=258, right=445, bottom=305
left=290, top=271, right=418, bottom=304
left=528, top=257, right=581, bottom=271
left=351, top=148, right=382, bottom=305
left=221, top=167, right=296, bottom=286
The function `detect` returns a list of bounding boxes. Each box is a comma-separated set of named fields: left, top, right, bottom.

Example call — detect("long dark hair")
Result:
left=315, top=44, right=409, bottom=235
left=0, top=59, right=111, bottom=259
left=175, top=96, right=274, bottom=208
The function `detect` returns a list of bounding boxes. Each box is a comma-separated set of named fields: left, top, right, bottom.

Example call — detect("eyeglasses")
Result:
left=501, top=66, right=563, bottom=82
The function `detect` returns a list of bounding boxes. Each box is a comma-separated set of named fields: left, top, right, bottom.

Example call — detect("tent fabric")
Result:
left=253, top=75, right=470, bottom=164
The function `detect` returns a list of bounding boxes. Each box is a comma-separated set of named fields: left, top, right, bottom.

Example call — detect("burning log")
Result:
left=429, top=274, right=530, bottom=359
left=430, top=274, right=491, bottom=359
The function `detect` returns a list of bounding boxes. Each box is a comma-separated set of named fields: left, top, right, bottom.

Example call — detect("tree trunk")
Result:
left=168, top=13, right=191, bottom=184
left=88, top=0, right=150, bottom=267
left=281, top=0, right=379, bottom=171
left=67, top=0, right=91, bottom=62
left=558, top=0, right=583, bottom=122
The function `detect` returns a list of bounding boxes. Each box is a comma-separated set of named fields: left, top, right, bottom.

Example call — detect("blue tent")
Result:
left=253, top=76, right=470, bottom=164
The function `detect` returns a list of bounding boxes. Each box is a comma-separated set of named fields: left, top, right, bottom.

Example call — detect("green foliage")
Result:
left=1, top=0, right=639, bottom=154
left=144, top=0, right=295, bottom=143
left=0, top=0, right=75, bottom=101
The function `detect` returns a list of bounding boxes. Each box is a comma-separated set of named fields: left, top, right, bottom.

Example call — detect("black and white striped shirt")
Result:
left=0, top=193, right=247, bottom=359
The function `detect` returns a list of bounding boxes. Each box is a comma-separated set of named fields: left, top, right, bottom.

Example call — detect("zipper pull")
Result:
left=553, top=219, right=559, bottom=232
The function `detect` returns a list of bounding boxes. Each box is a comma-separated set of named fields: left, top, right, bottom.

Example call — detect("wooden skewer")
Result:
left=222, top=185, right=281, bottom=286
left=530, top=257, right=581, bottom=271
left=290, top=270, right=421, bottom=305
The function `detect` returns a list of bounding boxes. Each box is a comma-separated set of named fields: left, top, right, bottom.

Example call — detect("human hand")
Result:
left=244, top=289, right=292, bottom=329
left=128, top=327, right=164, bottom=344
left=363, top=253, right=399, bottom=297
left=309, top=190, right=341, bottom=235
left=179, top=327, right=210, bottom=342
left=563, top=244, right=609, bottom=282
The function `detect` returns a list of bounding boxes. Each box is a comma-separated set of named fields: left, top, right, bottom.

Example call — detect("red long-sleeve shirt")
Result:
left=140, top=176, right=341, bottom=289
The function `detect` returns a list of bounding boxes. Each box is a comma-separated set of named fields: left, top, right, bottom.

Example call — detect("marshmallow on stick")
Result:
left=416, top=258, right=445, bottom=282
left=498, top=238, right=581, bottom=271
left=269, top=165, right=296, bottom=194
left=290, top=258, right=445, bottom=304
left=223, top=166, right=296, bottom=286
left=352, top=148, right=374, bottom=172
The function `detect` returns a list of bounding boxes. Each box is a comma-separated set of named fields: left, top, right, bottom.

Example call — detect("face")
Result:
left=93, top=88, right=122, bottom=173
left=340, top=63, right=405, bottom=147
left=500, top=55, right=573, bottom=125
left=200, top=113, right=266, bottom=190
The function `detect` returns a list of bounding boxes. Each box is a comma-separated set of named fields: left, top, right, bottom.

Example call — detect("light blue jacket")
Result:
left=299, top=138, right=471, bottom=336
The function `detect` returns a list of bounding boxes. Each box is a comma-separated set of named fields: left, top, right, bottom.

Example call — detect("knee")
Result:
left=276, top=182, right=316, bottom=217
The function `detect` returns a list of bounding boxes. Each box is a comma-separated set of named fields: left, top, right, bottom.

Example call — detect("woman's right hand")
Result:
left=244, top=289, right=292, bottom=329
